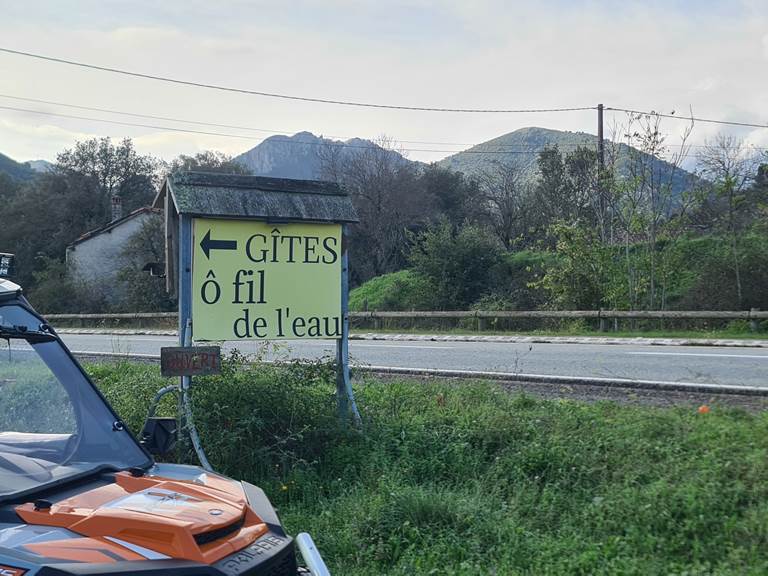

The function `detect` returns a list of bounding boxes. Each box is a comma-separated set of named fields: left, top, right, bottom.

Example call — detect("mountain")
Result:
left=233, top=128, right=696, bottom=199
left=233, top=131, right=410, bottom=179
left=437, top=126, right=696, bottom=195
left=0, top=152, right=36, bottom=181
left=26, top=159, right=54, bottom=174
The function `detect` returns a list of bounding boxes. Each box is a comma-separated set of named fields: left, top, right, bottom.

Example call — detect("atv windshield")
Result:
left=0, top=302, right=150, bottom=502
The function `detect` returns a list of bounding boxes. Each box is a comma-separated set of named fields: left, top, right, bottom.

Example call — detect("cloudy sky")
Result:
left=0, top=0, right=766, bottom=164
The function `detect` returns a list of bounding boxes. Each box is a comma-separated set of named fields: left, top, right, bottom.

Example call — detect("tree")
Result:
left=116, top=213, right=176, bottom=311
left=697, top=135, right=760, bottom=309
left=608, top=112, right=697, bottom=309
left=418, top=163, right=480, bottom=229
left=409, top=220, right=504, bottom=309
left=0, top=137, right=160, bottom=293
left=476, top=161, right=530, bottom=250
left=56, top=137, right=160, bottom=216
left=534, top=146, right=571, bottom=228
left=318, top=137, right=426, bottom=284
left=532, top=145, right=602, bottom=242
left=166, top=151, right=251, bottom=175
left=536, top=223, right=614, bottom=310
left=0, top=172, right=104, bottom=288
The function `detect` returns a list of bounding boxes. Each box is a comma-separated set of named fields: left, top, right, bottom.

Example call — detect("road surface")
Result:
left=59, top=333, right=768, bottom=387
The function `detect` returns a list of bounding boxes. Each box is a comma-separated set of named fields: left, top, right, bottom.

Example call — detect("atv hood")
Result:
left=12, top=470, right=270, bottom=565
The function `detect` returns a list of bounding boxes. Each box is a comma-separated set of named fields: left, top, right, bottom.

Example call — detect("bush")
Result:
left=349, top=270, right=431, bottom=311
left=27, top=255, right=107, bottom=313
left=91, top=352, right=344, bottom=487
left=676, top=232, right=768, bottom=310
left=409, top=221, right=505, bottom=310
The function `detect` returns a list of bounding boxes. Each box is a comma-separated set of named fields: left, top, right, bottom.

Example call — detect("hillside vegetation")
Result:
left=350, top=234, right=768, bottom=314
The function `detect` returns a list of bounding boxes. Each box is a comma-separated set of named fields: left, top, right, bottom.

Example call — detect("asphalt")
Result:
left=59, top=333, right=768, bottom=388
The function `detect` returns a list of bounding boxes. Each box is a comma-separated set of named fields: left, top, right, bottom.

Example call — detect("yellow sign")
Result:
left=192, top=218, right=342, bottom=341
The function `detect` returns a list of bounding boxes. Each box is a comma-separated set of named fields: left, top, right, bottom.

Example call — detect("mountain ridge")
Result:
left=0, top=152, right=37, bottom=181
left=233, top=127, right=695, bottom=198
left=438, top=126, right=695, bottom=196
left=233, top=131, right=407, bottom=180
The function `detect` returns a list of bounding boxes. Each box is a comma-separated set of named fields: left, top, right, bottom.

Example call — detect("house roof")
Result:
left=153, top=171, right=359, bottom=223
left=67, top=207, right=160, bottom=248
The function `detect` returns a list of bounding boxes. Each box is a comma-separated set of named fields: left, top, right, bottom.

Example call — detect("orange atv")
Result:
left=0, top=276, right=328, bottom=576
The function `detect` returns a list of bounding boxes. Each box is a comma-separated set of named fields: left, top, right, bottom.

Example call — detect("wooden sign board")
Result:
left=191, top=219, right=342, bottom=341
left=160, top=346, right=221, bottom=377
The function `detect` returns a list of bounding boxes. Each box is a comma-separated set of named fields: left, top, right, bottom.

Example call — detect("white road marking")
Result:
left=63, top=336, right=174, bottom=342
left=63, top=336, right=455, bottom=350
left=288, top=342, right=455, bottom=350
left=628, top=352, right=768, bottom=359
left=350, top=344, right=455, bottom=349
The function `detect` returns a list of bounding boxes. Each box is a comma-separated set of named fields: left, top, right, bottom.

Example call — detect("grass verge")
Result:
left=87, top=359, right=768, bottom=575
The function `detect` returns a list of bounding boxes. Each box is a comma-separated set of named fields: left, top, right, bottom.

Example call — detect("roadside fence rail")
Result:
left=44, top=309, right=767, bottom=332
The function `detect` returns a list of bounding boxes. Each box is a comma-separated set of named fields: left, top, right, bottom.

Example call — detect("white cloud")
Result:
left=0, top=118, right=96, bottom=161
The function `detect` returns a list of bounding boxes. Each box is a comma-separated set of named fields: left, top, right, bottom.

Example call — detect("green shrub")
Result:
left=91, top=352, right=346, bottom=487
left=349, top=269, right=431, bottom=311
left=409, top=221, right=505, bottom=310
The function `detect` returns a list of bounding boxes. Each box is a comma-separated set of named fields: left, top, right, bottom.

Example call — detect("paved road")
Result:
left=59, top=333, right=768, bottom=387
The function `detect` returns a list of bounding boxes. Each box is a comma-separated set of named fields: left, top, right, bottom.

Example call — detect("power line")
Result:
left=0, top=94, right=289, bottom=135
left=606, top=107, right=768, bottom=130
left=3, top=102, right=765, bottom=158
left=3, top=93, right=749, bottom=152
left=0, top=104, right=567, bottom=155
left=0, top=47, right=595, bottom=114
left=0, top=93, right=593, bottom=148
left=3, top=92, right=765, bottom=157
left=2, top=49, right=766, bottom=130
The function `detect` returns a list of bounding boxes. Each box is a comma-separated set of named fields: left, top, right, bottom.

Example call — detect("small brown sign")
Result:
left=161, top=346, right=221, bottom=377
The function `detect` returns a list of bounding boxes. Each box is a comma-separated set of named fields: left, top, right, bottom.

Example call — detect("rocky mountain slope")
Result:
left=438, top=127, right=695, bottom=195
left=233, top=127, right=696, bottom=198
left=233, top=131, right=408, bottom=179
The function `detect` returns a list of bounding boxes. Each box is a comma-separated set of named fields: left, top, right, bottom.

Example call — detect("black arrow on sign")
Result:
left=200, top=230, right=238, bottom=259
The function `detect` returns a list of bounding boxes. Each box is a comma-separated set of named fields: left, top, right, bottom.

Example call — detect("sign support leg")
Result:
left=177, top=215, right=193, bottom=460
left=336, top=227, right=361, bottom=427
left=174, top=215, right=213, bottom=469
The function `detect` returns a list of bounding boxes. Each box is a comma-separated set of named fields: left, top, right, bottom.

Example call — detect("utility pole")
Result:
left=597, top=103, right=606, bottom=240
left=597, top=103, right=605, bottom=174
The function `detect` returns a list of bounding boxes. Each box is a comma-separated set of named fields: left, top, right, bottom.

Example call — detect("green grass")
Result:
left=349, top=269, right=430, bottom=312
left=87, top=360, right=768, bottom=575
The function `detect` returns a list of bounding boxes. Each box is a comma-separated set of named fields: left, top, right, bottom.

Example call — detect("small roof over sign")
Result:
left=153, top=171, right=359, bottom=223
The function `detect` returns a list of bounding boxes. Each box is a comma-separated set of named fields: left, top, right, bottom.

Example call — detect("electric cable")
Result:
left=0, top=47, right=595, bottom=114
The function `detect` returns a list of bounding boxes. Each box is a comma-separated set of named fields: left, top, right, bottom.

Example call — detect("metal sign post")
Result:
left=336, top=225, right=361, bottom=426
left=176, top=214, right=203, bottom=464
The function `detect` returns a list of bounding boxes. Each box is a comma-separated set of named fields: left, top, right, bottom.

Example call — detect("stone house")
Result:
left=66, top=206, right=160, bottom=304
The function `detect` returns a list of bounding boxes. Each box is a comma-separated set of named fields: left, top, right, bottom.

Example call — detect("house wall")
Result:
left=66, top=213, right=153, bottom=304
